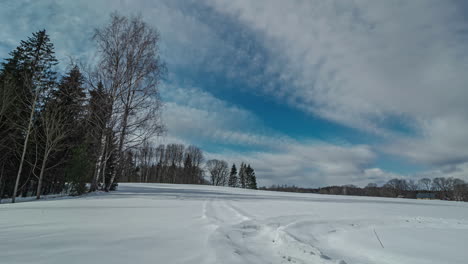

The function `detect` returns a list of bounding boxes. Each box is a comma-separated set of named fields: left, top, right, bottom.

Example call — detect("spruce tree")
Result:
left=0, top=59, right=23, bottom=199
left=228, top=164, right=238, bottom=187
left=239, top=162, right=246, bottom=188
left=6, top=30, right=58, bottom=202
left=40, top=65, right=88, bottom=198
left=245, top=164, right=257, bottom=190
left=66, top=144, right=91, bottom=196
left=53, top=65, right=86, bottom=143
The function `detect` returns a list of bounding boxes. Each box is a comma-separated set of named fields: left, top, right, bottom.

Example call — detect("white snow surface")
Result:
left=1, top=183, right=468, bottom=264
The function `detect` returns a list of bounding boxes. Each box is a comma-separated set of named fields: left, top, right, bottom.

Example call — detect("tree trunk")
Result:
left=12, top=95, right=37, bottom=203
left=107, top=105, right=130, bottom=191
left=36, top=149, right=49, bottom=199
left=91, top=133, right=106, bottom=192
left=101, top=157, right=107, bottom=189
left=0, top=163, right=4, bottom=204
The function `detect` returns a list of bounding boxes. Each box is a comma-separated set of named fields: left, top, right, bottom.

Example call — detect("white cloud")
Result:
left=202, top=0, right=468, bottom=167
left=207, top=142, right=378, bottom=187
left=384, top=115, right=468, bottom=166
left=415, top=162, right=468, bottom=182
left=3, top=0, right=468, bottom=186
left=0, top=0, right=258, bottom=76
left=160, top=83, right=291, bottom=148
left=160, top=84, right=387, bottom=187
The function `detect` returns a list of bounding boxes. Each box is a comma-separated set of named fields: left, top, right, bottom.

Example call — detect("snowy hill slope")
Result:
left=1, top=183, right=468, bottom=264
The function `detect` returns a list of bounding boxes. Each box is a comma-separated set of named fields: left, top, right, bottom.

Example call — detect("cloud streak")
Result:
left=161, top=83, right=385, bottom=187
left=203, top=0, right=468, bottom=167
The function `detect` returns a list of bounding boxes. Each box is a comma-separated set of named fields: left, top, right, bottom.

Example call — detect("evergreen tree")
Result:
left=228, top=164, right=238, bottom=187
left=66, top=144, right=91, bottom=196
left=239, top=162, right=246, bottom=188
left=37, top=65, right=88, bottom=198
left=245, top=164, right=257, bottom=190
left=52, top=65, right=86, bottom=143
left=3, top=30, right=58, bottom=202
left=0, top=62, right=22, bottom=200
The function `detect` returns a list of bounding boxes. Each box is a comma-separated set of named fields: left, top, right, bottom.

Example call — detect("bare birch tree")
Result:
left=35, top=104, right=69, bottom=199
left=92, top=13, right=165, bottom=191
left=206, top=159, right=229, bottom=186
left=185, top=145, right=204, bottom=183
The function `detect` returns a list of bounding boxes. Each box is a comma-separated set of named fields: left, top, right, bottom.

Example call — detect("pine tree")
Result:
left=35, top=65, right=88, bottom=199
left=0, top=57, right=23, bottom=200
left=5, top=30, right=58, bottom=202
left=239, top=162, right=246, bottom=188
left=66, top=144, right=91, bottom=196
left=52, top=65, right=86, bottom=143
left=228, top=164, right=238, bottom=187
left=245, top=164, right=257, bottom=190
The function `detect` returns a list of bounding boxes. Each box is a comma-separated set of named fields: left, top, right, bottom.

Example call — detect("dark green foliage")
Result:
left=53, top=65, right=86, bottom=137
left=238, top=163, right=246, bottom=188
left=245, top=165, right=257, bottom=190
left=3, top=29, right=58, bottom=111
left=0, top=29, right=58, bottom=145
left=65, top=145, right=91, bottom=196
left=48, top=66, right=87, bottom=171
left=0, top=30, right=58, bottom=200
left=228, top=164, right=238, bottom=187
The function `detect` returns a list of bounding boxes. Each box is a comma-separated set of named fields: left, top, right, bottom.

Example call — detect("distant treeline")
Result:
left=120, top=142, right=257, bottom=189
left=260, top=177, right=468, bottom=202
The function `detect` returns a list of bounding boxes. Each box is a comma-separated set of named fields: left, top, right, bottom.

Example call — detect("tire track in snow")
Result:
left=204, top=200, right=247, bottom=225
left=201, top=200, right=208, bottom=220
left=203, top=199, right=265, bottom=263
left=225, top=202, right=251, bottom=222
left=204, top=199, right=347, bottom=264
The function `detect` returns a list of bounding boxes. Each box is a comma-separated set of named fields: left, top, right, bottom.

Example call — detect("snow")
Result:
left=1, top=183, right=468, bottom=264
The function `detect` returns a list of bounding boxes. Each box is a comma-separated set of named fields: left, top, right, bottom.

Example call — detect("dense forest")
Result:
left=0, top=14, right=257, bottom=203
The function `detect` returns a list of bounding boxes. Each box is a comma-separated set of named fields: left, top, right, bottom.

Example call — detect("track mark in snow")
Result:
left=206, top=203, right=347, bottom=264
left=225, top=202, right=251, bottom=222
left=201, top=200, right=208, bottom=220
left=204, top=200, right=248, bottom=226
left=271, top=221, right=343, bottom=264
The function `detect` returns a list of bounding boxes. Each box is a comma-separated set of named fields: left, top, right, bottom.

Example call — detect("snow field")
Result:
left=1, top=183, right=468, bottom=264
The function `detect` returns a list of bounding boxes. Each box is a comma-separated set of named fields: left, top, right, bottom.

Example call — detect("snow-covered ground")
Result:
left=1, top=183, right=468, bottom=264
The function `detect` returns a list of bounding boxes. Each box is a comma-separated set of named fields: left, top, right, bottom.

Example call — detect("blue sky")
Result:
left=2, top=0, right=468, bottom=187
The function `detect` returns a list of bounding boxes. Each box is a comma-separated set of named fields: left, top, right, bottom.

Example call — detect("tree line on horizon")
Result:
left=208, top=161, right=257, bottom=189
left=261, top=176, right=468, bottom=202
left=0, top=13, right=258, bottom=204
left=119, top=142, right=258, bottom=189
